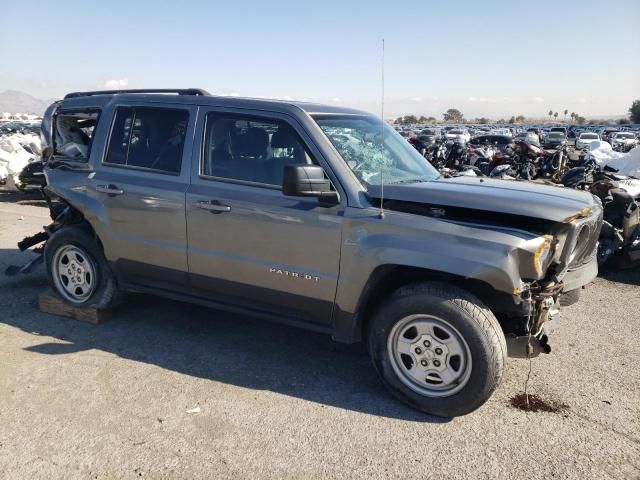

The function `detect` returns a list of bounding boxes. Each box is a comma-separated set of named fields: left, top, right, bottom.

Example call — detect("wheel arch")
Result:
left=334, top=264, right=516, bottom=344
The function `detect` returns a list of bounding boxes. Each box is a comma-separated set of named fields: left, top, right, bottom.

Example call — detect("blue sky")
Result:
left=1, top=0, right=638, bottom=118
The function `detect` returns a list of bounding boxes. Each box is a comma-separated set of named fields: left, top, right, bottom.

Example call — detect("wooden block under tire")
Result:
left=37, top=288, right=111, bottom=324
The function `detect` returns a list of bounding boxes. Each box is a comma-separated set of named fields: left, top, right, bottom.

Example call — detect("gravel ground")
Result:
left=0, top=192, right=638, bottom=480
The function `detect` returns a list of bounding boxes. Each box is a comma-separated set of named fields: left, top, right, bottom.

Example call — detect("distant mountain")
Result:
left=0, top=90, right=56, bottom=114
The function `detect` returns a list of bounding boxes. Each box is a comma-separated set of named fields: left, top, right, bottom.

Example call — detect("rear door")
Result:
left=86, top=103, right=197, bottom=289
left=185, top=108, right=344, bottom=327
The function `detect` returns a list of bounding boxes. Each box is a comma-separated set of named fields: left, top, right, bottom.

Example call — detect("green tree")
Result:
left=570, top=112, right=576, bottom=123
left=554, top=112, right=558, bottom=121
left=548, top=110, right=553, bottom=121
left=575, top=115, right=586, bottom=124
left=508, top=116, right=515, bottom=124
left=515, top=115, right=526, bottom=123
left=629, top=100, right=640, bottom=123
left=443, top=108, right=464, bottom=123
left=618, top=118, right=631, bottom=125
left=564, top=109, right=568, bottom=121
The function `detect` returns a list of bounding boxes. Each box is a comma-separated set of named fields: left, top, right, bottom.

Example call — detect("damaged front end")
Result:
left=375, top=188, right=603, bottom=359
left=506, top=204, right=603, bottom=358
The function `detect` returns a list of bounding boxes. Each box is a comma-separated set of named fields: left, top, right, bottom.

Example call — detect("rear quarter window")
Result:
left=53, top=109, right=100, bottom=161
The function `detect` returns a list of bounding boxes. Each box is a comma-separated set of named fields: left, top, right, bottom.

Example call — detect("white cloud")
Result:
left=468, top=96, right=496, bottom=103
left=101, top=78, right=128, bottom=89
left=533, top=96, right=544, bottom=103
left=411, top=96, right=439, bottom=102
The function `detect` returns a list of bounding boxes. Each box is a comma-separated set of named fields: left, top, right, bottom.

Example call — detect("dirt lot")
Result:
left=0, top=192, right=639, bottom=480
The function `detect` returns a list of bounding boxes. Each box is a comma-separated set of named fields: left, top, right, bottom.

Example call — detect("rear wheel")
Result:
left=45, top=226, right=122, bottom=309
left=368, top=282, right=506, bottom=417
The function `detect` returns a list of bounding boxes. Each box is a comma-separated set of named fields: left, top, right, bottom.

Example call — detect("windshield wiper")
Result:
left=389, top=178, right=431, bottom=184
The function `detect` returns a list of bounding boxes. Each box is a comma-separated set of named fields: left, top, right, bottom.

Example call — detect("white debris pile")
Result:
left=584, top=140, right=624, bottom=163
left=0, top=132, right=41, bottom=189
left=603, top=146, right=640, bottom=179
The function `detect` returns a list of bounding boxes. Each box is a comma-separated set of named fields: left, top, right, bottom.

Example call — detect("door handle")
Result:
left=95, top=184, right=124, bottom=196
left=196, top=200, right=232, bottom=213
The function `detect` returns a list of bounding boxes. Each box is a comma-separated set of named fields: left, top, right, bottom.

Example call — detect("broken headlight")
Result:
left=533, top=235, right=554, bottom=276
left=518, top=234, right=555, bottom=281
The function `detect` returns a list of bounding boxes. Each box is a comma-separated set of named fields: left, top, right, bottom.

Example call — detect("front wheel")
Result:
left=368, top=282, right=506, bottom=417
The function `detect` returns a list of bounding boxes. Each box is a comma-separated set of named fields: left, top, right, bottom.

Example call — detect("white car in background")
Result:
left=444, top=128, right=470, bottom=143
left=609, top=132, right=638, bottom=152
left=490, top=128, right=512, bottom=137
left=576, top=132, right=600, bottom=150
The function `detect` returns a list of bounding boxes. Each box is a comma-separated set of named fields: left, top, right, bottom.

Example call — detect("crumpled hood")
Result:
left=368, top=176, right=597, bottom=223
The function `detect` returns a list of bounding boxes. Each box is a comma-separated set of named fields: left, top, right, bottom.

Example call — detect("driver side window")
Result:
left=201, top=113, right=316, bottom=186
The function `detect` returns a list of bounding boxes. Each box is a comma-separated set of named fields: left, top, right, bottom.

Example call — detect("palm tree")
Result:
left=548, top=110, right=553, bottom=121
left=554, top=112, right=558, bottom=121
left=564, top=109, right=568, bottom=121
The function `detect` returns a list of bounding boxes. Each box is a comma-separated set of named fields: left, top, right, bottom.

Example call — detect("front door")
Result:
left=186, top=109, right=344, bottom=327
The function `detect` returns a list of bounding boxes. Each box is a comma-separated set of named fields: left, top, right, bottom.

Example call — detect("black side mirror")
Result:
left=282, top=164, right=339, bottom=203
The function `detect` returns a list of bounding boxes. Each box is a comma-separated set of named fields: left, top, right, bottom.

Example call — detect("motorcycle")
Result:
left=443, top=138, right=468, bottom=169
left=424, top=139, right=448, bottom=169
left=509, top=140, right=545, bottom=180
left=561, top=159, right=640, bottom=266
left=468, top=142, right=496, bottom=167
left=537, top=144, right=571, bottom=182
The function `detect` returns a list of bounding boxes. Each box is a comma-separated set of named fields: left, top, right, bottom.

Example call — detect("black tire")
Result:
left=560, top=288, right=581, bottom=307
left=44, top=226, right=122, bottom=309
left=367, top=282, right=506, bottom=417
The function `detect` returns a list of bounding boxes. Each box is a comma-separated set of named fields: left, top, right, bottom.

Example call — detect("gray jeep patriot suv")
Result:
left=30, top=89, right=601, bottom=416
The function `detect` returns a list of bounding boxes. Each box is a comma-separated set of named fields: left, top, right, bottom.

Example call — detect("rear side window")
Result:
left=54, top=110, right=100, bottom=161
left=105, top=107, right=188, bottom=174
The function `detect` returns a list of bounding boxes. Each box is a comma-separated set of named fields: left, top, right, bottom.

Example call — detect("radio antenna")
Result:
left=379, top=38, right=385, bottom=219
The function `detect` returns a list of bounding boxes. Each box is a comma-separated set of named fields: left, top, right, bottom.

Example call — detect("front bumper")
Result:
left=562, top=252, right=598, bottom=292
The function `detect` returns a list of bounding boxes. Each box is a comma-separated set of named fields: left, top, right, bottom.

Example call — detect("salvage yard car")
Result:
left=609, top=131, right=638, bottom=152
left=25, top=89, right=602, bottom=417
left=576, top=132, right=601, bottom=150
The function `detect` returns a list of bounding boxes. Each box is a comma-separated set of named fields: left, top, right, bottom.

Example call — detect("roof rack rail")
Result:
left=64, top=88, right=211, bottom=99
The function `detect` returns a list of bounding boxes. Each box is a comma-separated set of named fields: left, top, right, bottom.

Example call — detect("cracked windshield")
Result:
left=314, top=115, right=439, bottom=186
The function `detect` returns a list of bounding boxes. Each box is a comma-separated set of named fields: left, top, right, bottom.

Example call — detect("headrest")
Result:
left=271, top=127, right=298, bottom=149
left=236, top=127, right=269, bottom=157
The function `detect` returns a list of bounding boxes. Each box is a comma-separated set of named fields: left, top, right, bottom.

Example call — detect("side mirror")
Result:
left=282, top=164, right=338, bottom=203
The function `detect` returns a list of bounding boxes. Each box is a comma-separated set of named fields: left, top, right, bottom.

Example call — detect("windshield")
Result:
left=617, top=133, right=634, bottom=139
left=549, top=133, right=563, bottom=138
left=313, top=115, right=440, bottom=187
left=581, top=133, right=598, bottom=139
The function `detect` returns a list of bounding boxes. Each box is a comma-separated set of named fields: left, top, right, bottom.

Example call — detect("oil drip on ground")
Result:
left=509, top=393, right=569, bottom=413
